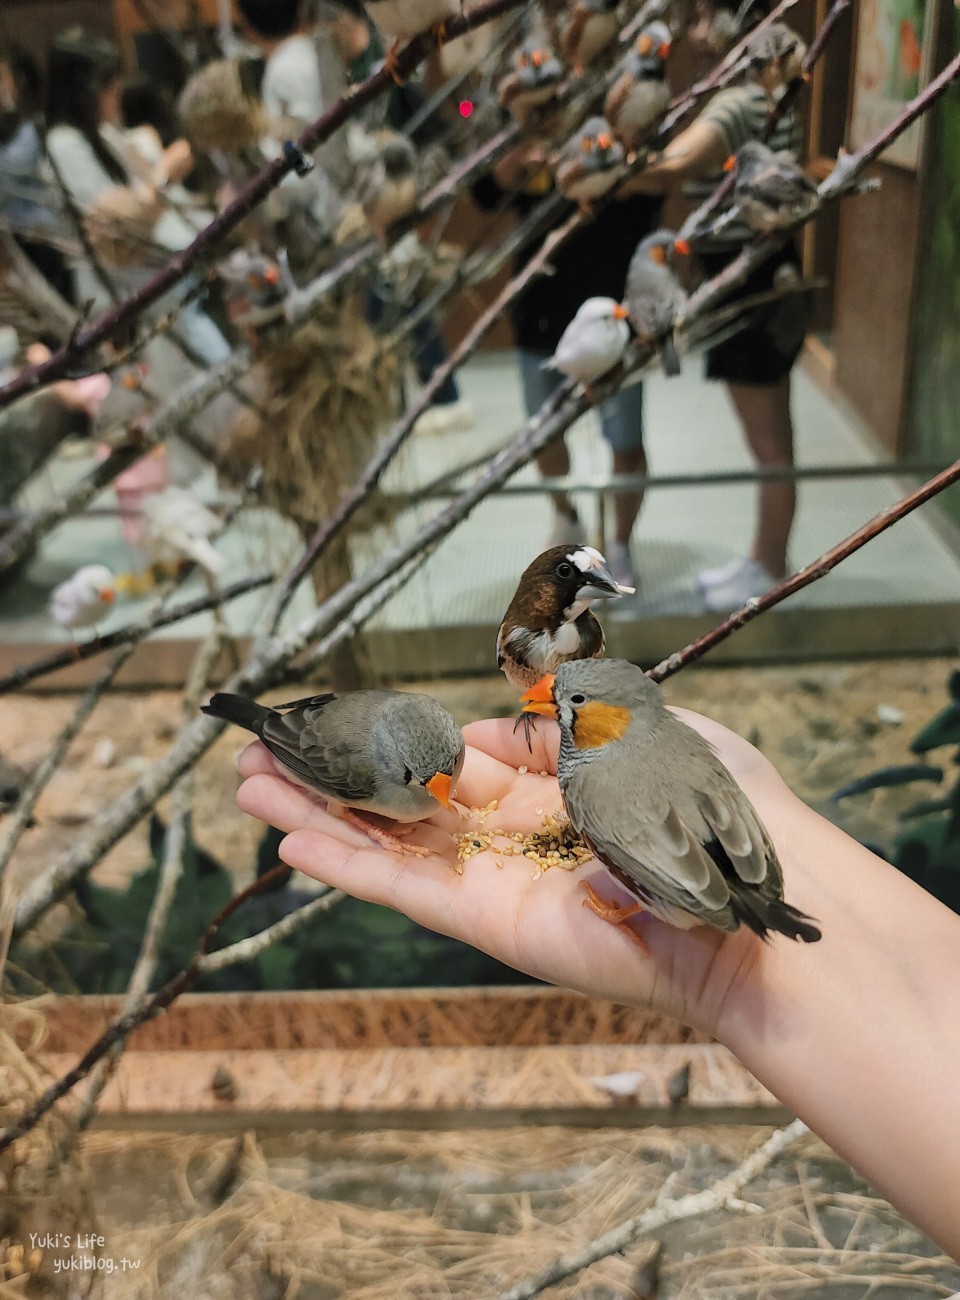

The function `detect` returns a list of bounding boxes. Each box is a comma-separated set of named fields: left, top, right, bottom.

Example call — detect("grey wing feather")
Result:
left=744, top=161, right=817, bottom=204
left=260, top=695, right=380, bottom=802
left=568, top=752, right=780, bottom=922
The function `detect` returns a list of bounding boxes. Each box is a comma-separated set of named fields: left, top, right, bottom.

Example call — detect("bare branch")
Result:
left=0, top=572, right=273, bottom=696
left=497, top=1120, right=810, bottom=1299
left=649, top=457, right=960, bottom=682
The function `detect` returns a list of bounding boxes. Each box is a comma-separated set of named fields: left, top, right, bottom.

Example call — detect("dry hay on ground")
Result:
left=0, top=1123, right=952, bottom=1298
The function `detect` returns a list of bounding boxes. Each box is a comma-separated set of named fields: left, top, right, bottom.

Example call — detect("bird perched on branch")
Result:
left=202, top=690, right=464, bottom=854
left=624, top=229, right=687, bottom=376
left=520, top=659, right=822, bottom=945
left=140, top=487, right=226, bottom=580
left=726, top=140, right=819, bottom=234
left=744, top=22, right=806, bottom=85
left=358, top=131, right=419, bottom=242
left=364, top=0, right=461, bottom=80
left=498, top=41, right=564, bottom=124
left=544, top=297, right=631, bottom=391
left=604, top=22, right=672, bottom=151
left=560, top=0, right=621, bottom=74
left=555, top=116, right=627, bottom=210
left=49, top=565, right=116, bottom=637
left=498, top=545, right=633, bottom=693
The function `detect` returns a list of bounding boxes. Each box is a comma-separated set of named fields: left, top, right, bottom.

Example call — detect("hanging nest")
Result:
left=177, top=58, right=265, bottom=156
left=228, top=300, right=400, bottom=559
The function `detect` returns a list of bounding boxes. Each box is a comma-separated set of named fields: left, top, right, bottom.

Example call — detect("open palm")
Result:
left=236, top=709, right=803, bottom=1036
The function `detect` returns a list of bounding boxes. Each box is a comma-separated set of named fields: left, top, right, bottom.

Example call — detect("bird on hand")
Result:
left=520, top=659, right=822, bottom=949
left=203, top=690, right=464, bottom=855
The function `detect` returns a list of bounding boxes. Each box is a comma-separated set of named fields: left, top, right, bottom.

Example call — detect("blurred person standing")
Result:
left=626, top=0, right=809, bottom=610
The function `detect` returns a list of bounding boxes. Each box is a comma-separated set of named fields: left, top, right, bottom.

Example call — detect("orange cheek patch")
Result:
left=572, top=702, right=632, bottom=749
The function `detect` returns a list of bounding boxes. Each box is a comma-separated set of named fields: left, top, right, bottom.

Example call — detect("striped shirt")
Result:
left=686, top=84, right=802, bottom=249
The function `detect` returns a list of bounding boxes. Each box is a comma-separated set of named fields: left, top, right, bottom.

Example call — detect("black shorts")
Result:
left=698, top=242, right=809, bottom=386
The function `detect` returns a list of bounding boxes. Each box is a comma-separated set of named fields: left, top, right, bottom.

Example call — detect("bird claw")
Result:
left=512, top=711, right=537, bottom=754
left=579, top=881, right=649, bottom=952
left=341, top=808, right=431, bottom=856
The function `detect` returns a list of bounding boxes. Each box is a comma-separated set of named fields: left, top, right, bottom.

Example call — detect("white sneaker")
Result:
left=608, top=540, right=637, bottom=591
left=702, top=558, right=778, bottom=612
left=546, top=510, right=587, bottom=547
left=698, top=555, right=750, bottom=589
left=413, top=398, right=475, bottom=435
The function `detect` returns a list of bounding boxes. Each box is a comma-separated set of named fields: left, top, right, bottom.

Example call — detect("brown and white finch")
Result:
left=555, top=116, right=627, bottom=208
left=624, top=229, right=688, bottom=377
left=358, top=132, right=419, bottom=241
left=498, top=545, right=633, bottom=692
left=604, top=21, right=671, bottom=151
left=521, top=659, right=822, bottom=943
left=203, top=690, right=464, bottom=853
left=560, top=0, right=620, bottom=74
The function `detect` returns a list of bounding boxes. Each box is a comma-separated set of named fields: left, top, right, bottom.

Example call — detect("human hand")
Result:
left=235, top=708, right=817, bottom=1037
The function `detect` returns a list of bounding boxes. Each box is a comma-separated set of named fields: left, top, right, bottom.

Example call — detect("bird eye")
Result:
left=570, top=693, right=586, bottom=706
left=556, top=561, right=574, bottom=579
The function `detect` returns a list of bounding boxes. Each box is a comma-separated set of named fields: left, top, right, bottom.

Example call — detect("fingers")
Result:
left=463, top=717, right=559, bottom=774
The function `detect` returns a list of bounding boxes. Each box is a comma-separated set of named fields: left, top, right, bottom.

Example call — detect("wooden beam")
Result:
left=41, top=1043, right=785, bottom=1130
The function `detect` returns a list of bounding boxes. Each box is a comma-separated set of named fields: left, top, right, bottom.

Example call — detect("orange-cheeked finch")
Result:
left=203, top=690, right=464, bottom=855
left=604, top=21, right=672, bottom=151
left=555, top=116, right=627, bottom=208
left=521, top=659, right=822, bottom=943
left=498, top=545, right=634, bottom=692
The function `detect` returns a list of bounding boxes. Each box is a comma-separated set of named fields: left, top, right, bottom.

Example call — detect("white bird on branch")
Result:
left=139, top=487, right=226, bottom=579
left=49, top=564, right=116, bottom=637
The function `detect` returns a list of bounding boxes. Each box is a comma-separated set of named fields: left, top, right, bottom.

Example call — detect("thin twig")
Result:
left=0, top=572, right=273, bottom=696
left=649, top=457, right=960, bottom=682
left=497, top=1120, right=810, bottom=1299
left=0, top=646, right=136, bottom=882
left=0, top=884, right=344, bottom=1152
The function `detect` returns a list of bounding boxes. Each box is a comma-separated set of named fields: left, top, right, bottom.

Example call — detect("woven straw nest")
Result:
left=177, top=59, right=265, bottom=155
left=228, top=302, right=398, bottom=540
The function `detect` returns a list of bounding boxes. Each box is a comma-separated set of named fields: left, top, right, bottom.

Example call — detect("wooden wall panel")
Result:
left=832, top=164, right=921, bottom=455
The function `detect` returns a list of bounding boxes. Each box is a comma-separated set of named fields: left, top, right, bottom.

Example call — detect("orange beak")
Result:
left=263, top=264, right=280, bottom=284
left=674, top=237, right=691, bottom=255
left=597, top=132, right=613, bottom=149
left=723, top=155, right=736, bottom=172
left=531, top=49, right=545, bottom=67
left=659, top=41, right=671, bottom=58
left=426, top=771, right=453, bottom=808
left=612, top=303, right=629, bottom=319
left=100, top=588, right=116, bottom=603
left=519, top=674, right=558, bottom=718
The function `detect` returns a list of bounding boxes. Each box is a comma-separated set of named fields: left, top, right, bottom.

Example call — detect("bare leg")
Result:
left=535, top=436, right=575, bottom=518
left=612, top=446, right=646, bottom=545
left=726, top=375, right=796, bottom=579
left=332, top=805, right=432, bottom=856
left=579, top=880, right=649, bottom=952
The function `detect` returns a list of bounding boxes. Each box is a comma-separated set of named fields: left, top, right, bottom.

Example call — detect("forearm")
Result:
left=720, top=791, right=960, bottom=1257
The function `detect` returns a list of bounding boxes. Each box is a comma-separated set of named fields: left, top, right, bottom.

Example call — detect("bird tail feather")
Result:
left=183, top=536, right=226, bottom=576
left=731, top=890, right=821, bottom=944
left=660, top=334, right=681, bottom=377
left=202, top=692, right=273, bottom=735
